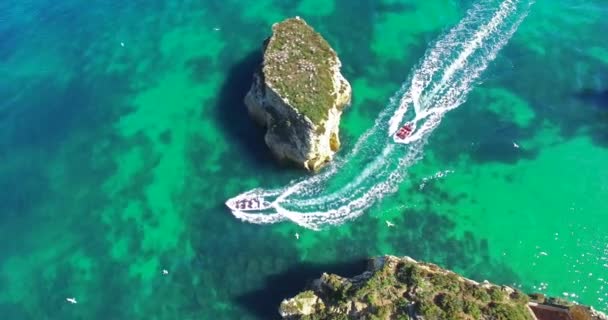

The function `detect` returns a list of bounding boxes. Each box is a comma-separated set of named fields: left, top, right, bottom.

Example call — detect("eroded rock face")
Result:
left=279, top=255, right=608, bottom=320
left=279, top=291, right=325, bottom=318
left=245, top=17, right=351, bottom=171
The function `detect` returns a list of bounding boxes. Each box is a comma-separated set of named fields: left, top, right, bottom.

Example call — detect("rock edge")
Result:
left=244, top=17, right=351, bottom=171
left=279, top=255, right=608, bottom=320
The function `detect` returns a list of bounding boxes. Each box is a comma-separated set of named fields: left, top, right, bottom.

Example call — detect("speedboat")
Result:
left=395, top=122, right=414, bottom=140
left=225, top=195, right=272, bottom=212
left=225, top=190, right=284, bottom=225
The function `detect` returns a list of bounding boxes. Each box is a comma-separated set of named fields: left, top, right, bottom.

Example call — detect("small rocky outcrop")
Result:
left=245, top=17, right=351, bottom=171
left=279, top=255, right=608, bottom=320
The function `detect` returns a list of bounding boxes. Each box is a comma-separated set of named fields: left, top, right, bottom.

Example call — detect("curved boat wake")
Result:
left=226, top=0, right=534, bottom=230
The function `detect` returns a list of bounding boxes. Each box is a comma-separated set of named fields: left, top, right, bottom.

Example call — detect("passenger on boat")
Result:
left=396, top=123, right=413, bottom=139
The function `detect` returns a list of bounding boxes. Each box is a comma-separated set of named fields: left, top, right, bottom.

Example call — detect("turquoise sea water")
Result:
left=1, top=0, right=607, bottom=319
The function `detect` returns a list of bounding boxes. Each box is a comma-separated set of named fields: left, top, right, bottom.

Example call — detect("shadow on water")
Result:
left=213, top=50, right=281, bottom=170
left=236, top=258, right=368, bottom=319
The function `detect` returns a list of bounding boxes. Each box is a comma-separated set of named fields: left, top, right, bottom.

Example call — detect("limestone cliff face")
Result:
left=279, top=255, right=608, bottom=320
left=245, top=17, right=351, bottom=171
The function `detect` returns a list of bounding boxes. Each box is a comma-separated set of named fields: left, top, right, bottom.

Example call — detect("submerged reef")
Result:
left=279, top=255, right=607, bottom=320
left=245, top=17, right=351, bottom=171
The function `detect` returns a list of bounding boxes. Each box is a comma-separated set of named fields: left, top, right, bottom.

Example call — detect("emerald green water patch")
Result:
left=480, top=87, right=536, bottom=127
left=587, top=46, right=608, bottom=66
left=297, top=0, right=335, bottom=17
left=515, top=0, right=604, bottom=56
left=422, top=137, right=608, bottom=310
left=340, top=77, right=401, bottom=141
left=1, top=0, right=608, bottom=319
left=240, top=0, right=288, bottom=25
left=104, top=70, right=225, bottom=283
left=371, top=0, right=461, bottom=61
left=160, top=23, right=225, bottom=66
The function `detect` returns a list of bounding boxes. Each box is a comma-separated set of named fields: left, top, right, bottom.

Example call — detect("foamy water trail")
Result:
left=410, top=0, right=498, bottom=111
left=423, top=1, right=519, bottom=104
left=227, top=0, right=534, bottom=230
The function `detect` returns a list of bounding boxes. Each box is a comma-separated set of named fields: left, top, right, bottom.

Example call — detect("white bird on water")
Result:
left=120, top=42, right=125, bottom=47
left=295, top=233, right=300, bottom=240
left=385, top=220, right=395, bottom=228
left=162, top=269, right=169, bottom=275
left=513, top=142, right=520, bottom=148
left=66, top=297, right=77, bottom=304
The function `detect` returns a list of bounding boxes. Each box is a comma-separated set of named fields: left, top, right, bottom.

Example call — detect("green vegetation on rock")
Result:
left=263, top=17, right=338, bottom=125
left=281, top=256, right=608, bottom=319
left=281, top=256, right=535, bottom=320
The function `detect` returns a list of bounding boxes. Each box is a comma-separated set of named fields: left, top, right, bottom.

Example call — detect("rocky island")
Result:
left=245, top=17, right=351, bottom=171
left=280, top=255, right=607, bottom=320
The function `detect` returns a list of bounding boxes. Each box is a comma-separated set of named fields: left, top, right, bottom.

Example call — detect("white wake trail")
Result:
left=410, top=0, right=500, bottom=111
left=422, top=0, right=517, bottom=106
left=227, top=0, right=534, bottom=230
